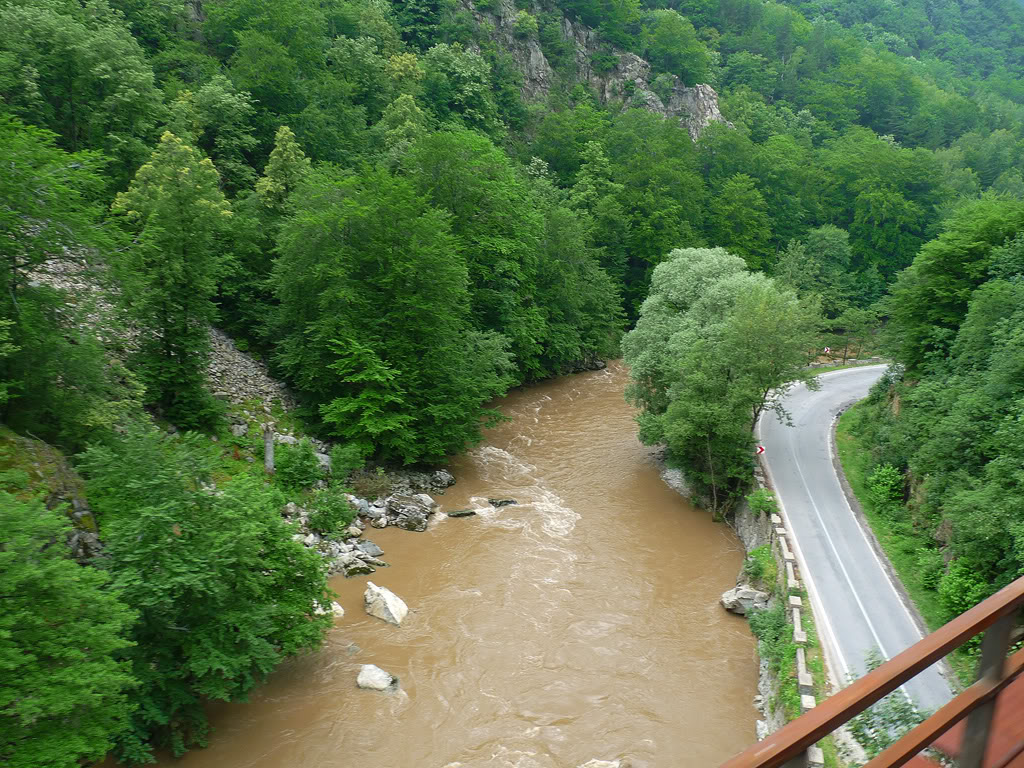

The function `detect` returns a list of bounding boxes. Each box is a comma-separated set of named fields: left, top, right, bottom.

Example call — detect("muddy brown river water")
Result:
left=159, top=362, right=758, bottom=768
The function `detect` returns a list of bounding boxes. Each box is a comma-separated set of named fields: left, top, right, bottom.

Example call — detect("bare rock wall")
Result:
left=463, top=0, right=729, bottom=139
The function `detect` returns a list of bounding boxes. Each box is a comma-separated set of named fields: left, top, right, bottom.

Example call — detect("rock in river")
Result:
left=338, top=552, right=375, bottom=577
left=488, top=498, right=517, bottom=507
left=447, top=508, right=477, bottom=518
left=386, top=493, right=434, bottom=532
left=430, top=469, right=456, bottom=489
left=356, top=664, right=397, bottom=691
left=720, top=585, right=770, bottom=615
left=355, top=539, right=384, bottom=557
left=364, top=582, right=408, bottom=625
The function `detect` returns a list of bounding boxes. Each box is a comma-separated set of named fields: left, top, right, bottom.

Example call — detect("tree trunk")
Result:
left=263, top=424, right=275, bottom=476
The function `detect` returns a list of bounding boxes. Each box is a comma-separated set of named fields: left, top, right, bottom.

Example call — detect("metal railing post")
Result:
left=959, top=613, right=1015, bottom=768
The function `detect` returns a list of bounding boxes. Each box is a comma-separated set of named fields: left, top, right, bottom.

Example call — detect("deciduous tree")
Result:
left=0, top=494, right=135, bottom=768
left=79, top=428, right=331, bottom=764
left=271, top=165, right=514, bottom=462
left=624, top=247, right=819, bottom=510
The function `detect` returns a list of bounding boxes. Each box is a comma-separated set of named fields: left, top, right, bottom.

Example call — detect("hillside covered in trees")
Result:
left=3, top=0, right=1024, bottom=763
left=844, top=198, right=1024, bottom=625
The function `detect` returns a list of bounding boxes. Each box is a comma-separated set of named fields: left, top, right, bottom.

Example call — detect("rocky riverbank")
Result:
left=282, top=468, right=460, bottom=577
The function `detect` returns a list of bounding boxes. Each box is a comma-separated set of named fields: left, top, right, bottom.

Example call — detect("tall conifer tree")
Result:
left=112, top=132, right=232, bottom=427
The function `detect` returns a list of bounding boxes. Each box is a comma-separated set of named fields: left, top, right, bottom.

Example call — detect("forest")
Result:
left=844, top=199, right=1024, bottom=625
left=2, top=0, right=1024, bottom=763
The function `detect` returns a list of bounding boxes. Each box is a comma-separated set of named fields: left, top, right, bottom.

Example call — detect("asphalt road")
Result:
left=757, top=365, right=953, bottom=714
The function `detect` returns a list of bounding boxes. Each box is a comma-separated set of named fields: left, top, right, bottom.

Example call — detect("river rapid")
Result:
left=161, top=361, right=758, bottom=768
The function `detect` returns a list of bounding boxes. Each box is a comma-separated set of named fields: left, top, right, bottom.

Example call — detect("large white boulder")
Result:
left=356, top=664, right=396, bottom=691
left=720, top=585, right=770, bottom=615
left=364, top=582, right=408, bottom=625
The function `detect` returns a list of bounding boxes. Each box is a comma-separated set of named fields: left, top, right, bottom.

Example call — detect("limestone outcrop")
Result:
left=462, top=0, right=729, bottom=140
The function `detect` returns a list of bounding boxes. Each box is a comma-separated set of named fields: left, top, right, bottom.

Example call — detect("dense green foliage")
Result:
left=3, top=0, right=1024, bottom=759
left=623, top=247, right=819, bottom=509
left=747, top=600, right=802, bottom=719
left=848, top=201, right=1024, bottom=621
left=0, top=494, right=136, bottom=768
left=273, top=437, right=325, bottom=491
left=307, top=485, right=359, bottom=536
left=0, top=117, right=135, bottom=448
left=112, top=132, right=233, bottom=427
left=742, top=543, right=776, bottom=587
left=79, top=428, right=331, bottom=763
left=270, top=162, right=515, bottom=462
left=5, top=0, right=1024, bottom=458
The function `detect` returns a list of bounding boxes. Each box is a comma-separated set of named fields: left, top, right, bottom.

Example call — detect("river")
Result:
left=161, top=361, right=758, bottom=768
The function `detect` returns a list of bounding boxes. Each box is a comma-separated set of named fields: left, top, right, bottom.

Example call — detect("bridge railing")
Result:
left=720, top=574, right=1024, bottom=768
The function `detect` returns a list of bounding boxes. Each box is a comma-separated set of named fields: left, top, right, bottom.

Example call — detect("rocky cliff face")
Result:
left=464, top=0, right=729, bottom=140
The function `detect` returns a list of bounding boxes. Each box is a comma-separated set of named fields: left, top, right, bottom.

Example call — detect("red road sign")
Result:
left=756, top=445, right=765, bottom=455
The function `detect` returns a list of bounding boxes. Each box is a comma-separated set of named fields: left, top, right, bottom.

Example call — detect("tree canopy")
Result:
left=79, top=428, right=332, bottom=763
left=3, top=0, right=1024, bottom=758
left=0, top=494, right=135, bottom=768
left=623, top=247, right=820, bottom=510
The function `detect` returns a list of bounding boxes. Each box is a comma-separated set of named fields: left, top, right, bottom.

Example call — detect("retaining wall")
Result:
left=728, top=465, right=826, bottom=768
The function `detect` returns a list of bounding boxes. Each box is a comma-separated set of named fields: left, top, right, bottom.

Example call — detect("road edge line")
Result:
left=828, top=402, right=958, bottom=692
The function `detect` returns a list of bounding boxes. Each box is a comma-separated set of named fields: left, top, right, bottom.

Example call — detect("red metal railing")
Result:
left=720, top=575, right=1024, bottom=768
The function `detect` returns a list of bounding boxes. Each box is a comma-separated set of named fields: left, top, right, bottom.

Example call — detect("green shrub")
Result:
left=0, top=468, right=29, bottom=492
left=868, top=463, right=903, bottom=516
left=513, top=10, right=538, bottom=39
left=743, top=544, right=777, bottom=588
left=651, top=72, right=675, bottom=104
left=749, top=601, right=801, bottom=719
left=938, top=559, right=991, bottom=621
left=274, top=438, right=322, bottom=491
left=350, top=467, right=391, bottom=499
left=748, top=601, right=790, bottom=673
left=307, top=486, right=357, bottom=537
left=747, top=487, right=779, bottom=517
left=916, top=547, right=945, bottom=589
left=329, top=443, right=366, bottom=481
left=538, top=12, right=573, bottom=69
left=591, top=49, right=617, bottom=73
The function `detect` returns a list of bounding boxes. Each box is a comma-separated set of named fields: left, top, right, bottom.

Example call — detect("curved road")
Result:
left=757, top=365, right=952, bottom=713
